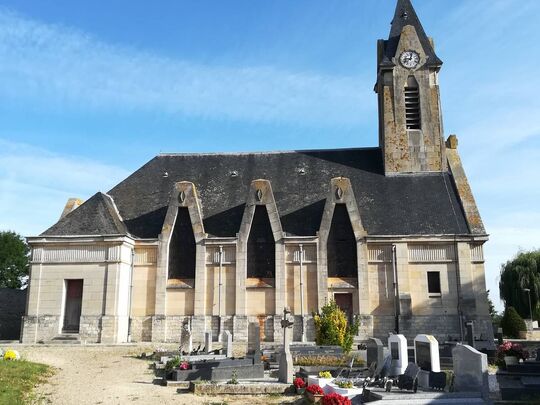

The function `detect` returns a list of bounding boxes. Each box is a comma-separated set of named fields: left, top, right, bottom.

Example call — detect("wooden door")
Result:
left=334, top=293, right=353, bottom=323
left=63, top=280, right=83, bottom=333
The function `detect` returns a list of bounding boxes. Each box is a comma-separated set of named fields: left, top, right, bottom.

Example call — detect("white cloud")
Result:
left=0, top=8, right=373, bottom=127
left=0, top=139, right=130, bottom=236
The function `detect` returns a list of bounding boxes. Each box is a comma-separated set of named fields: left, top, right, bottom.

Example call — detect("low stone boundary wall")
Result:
left=190, top=381, right=293, bottom=395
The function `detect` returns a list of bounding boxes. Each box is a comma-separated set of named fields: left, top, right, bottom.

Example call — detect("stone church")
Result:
left=22, top=0, right=492, bottom=345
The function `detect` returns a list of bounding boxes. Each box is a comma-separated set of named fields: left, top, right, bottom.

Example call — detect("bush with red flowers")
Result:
left=306, top=384, right=324, bottom=395
left=322, top=392, right=352, bottom=405
left=293, top=377, right=306, bottom=389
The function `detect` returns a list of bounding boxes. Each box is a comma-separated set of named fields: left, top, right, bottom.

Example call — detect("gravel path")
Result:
left=14, top=344, right=295, bottom=405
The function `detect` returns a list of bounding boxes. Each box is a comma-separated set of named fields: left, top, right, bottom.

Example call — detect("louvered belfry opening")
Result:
left=327, top=204, right=357, bottom=278
left=247, top=205, right=275, bottom=279
left=168, top=207, right=196, bottom=279
left=405, top=76, right=421, bottom=130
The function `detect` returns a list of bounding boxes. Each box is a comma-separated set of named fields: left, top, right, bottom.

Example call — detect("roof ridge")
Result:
left=158, top=146, right=380, bottom=157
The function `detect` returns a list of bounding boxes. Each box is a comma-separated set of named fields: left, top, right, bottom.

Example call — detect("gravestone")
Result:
left=388, top=334, right=408, bottom=376
left=466, top=321, right=475, bottom=348
left=366, top=338, right=384, bottom=369
left=250, top=323, right=262, bottom=364
left=278, top=308, right=294, bottom=384
left=452, top=344, right=489, bottom=399
left=180, top=322, right=193, bottom=354
left=204, top=331, right=213, bottom=354
left=221, top=330, right=233, bottom=358
left=414, top=334, right=440, bottom=389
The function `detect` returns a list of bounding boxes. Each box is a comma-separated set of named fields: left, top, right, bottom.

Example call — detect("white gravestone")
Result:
left=452, top=344, right=489, bottom=399
left=388, top=334, right=408, bottom=376
left=222, top=330, right=233, bottom=358
left=414, top=334, right=440, bottom=389
left=204, top=331, right=213, bottom=354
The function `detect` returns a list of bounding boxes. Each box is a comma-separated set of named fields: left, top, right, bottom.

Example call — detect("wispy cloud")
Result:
left=0, top=138, right=130, bottom=236
left=0, top=8, right=372, bottom=127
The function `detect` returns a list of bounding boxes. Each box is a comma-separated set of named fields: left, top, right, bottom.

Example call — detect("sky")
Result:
left=0, top=0, right=539, bottom=310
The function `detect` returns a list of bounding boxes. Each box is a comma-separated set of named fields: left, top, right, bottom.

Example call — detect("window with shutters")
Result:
left=405, top=76, right=421, bottom=130
left=427, top=271, right=441, bottom=296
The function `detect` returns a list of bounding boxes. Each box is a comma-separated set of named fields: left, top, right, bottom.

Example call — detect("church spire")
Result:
left=381, top=0, right=442, bottom=67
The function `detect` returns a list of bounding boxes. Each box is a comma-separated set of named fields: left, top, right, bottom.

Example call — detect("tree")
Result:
left=500, top=306, right=526, bottom=338
left=499, top=249, right=540, bottom=320
left=0, top=231, right=30, bottom=289
left=487, top=290, right=502, bottom=328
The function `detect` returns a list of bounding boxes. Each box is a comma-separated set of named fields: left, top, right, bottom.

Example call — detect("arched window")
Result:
left=247, top=205, right=275, bottom=279
left=327, top=204, right=357, bottom=278
left=405, top=76, right=421, bottom=130
left=168, top=207, right=196, bottom=279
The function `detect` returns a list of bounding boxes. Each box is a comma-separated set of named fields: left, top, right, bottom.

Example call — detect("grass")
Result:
left=0, top=360, right=52, bottom=405
left=294, top=355, right=365, bottom=367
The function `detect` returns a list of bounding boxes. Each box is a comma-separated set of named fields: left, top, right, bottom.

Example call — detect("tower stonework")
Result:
left=376, top=0, right=446, bottom=175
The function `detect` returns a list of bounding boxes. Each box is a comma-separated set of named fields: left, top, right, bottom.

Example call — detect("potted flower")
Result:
left=498, top=341, right=527, bottom=366
left=179, top=361, right=190, bottom=370
left=293, top=377, right=307, bottom=394
left=322, top=392, right=352, bottom=405
left=306, top=384, right=325, bottom=403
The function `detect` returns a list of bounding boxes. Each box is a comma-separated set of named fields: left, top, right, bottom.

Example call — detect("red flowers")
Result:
left=179, top=361, right=189, bottom=370
left=293, top=377, right=306, bottom=389
left=498, top=341, right=528, bottom=360
left=322, top=392, right=352, bottom=405
left=306, top=384, right=324, bottom=395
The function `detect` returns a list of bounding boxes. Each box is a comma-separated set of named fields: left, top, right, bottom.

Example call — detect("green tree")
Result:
left=487, top=290, right=502, bottom=328
left=499, top=249, right=540, bottom=320
left=0, top=231, right=30, bottom=289
left=500, top=306, right=526, bottom=338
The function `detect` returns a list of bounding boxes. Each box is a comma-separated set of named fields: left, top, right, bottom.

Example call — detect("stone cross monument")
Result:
left=278, top=307, right=294, bottom=384
left=180, top=320, right=193, bottom=354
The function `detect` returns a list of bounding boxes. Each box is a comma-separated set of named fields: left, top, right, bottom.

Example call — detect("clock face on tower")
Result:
left=399, top=51, right=420, bottom=69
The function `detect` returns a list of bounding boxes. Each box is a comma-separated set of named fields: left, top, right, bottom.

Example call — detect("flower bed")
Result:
left=322, top=392, right=352, bottom=405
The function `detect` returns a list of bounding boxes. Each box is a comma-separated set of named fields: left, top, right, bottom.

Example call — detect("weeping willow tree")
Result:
left=499, top=250, right=540, bottom=320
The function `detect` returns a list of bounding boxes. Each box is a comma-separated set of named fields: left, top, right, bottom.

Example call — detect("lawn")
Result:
left=0, top=360, right=51, bottom=404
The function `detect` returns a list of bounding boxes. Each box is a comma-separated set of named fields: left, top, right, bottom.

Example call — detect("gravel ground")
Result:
left=13, top=344, right=300, bottom=405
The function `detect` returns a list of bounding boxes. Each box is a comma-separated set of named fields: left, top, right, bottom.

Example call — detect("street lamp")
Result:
left=524, top=288, right=533, bottom=323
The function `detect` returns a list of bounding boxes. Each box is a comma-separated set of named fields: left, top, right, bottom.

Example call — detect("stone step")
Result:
left=49, top=334, right=81, bottom=344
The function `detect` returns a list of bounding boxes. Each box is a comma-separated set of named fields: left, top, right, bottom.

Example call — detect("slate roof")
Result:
left=41, top=147, right=470, bottom=238
left=381, top=0, right=443, bottom=68
left=42, top=192, right=127, bottom=236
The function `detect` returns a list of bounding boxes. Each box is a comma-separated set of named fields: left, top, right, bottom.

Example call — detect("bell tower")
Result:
left=376, top=0, right=446, bottom=175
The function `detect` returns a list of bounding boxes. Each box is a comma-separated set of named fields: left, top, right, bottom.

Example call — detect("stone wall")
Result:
left=0, top=288, right=27, bottom=340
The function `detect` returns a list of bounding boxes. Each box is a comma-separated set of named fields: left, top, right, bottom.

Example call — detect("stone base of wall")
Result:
left=129, top=316, right=153, bottom=342
left=21, top=315, right=61, bottom=343
left=79, top=315, right=101, bottom=343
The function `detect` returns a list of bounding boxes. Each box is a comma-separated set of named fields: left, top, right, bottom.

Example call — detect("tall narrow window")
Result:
left=168, top=207, right=196, bottom=279
left=247, top=205, right=275, bottom=279
left=405, top=76, right=421, bottom=130
left=427, top=271, right=441, bottom=296
left=327, top=204, right=357, bottom=278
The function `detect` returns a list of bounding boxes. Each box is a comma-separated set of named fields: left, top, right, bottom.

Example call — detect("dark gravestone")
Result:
left=391, top=342, right=399, bottom=360
left=250, top=323, right=262, bottom=364
left=466, top=321, right=475, bottom=348
left=366, top=338, right=384, bottom=369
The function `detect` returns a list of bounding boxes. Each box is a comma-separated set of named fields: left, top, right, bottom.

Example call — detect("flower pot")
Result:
left=305, top=391, right=324, bottom=403
left=296, top=387, right=306, bottom=395
left=504, top=356, right=519, bottom=366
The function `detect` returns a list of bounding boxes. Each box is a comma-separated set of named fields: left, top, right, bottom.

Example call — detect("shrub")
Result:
left=294, top=355, right=365, bottom=368
left=306, top=384, right=324, bottom=395
left=322, top=392, right=352, bottom=405
left=164, top=356, right=181, bottom=372
left=501, top=306, right=527, bottom=338
left=293, top=377, right=306, bottom=389
left=313, top=301, right=359, bottom=354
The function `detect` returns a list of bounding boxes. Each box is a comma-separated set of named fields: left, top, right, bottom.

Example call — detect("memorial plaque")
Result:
left=391, top=342, right=399, bottom=360
left=415, top=341, right=432, bottom=371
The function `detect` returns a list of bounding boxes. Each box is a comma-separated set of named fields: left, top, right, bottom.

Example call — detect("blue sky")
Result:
left=0, top=0, right=539, bottom=310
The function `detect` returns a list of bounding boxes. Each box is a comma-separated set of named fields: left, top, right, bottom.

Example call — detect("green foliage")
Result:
left=293, top=355, right=364, bottom=367
left=226, top=370, right=238, bottom=385
left=0, top=360, right=51, bottom=404
left=500, top=306, right=527, bottom=338
left=313, top=301, right=359, bottom=354
left=0, top=231, right=30, bottom=289
left=164, top=356, right=181, bottom=372
left=499, top=249, right=540, bottom=319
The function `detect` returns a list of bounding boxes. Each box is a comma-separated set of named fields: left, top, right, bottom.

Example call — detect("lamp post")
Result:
left=524, top=288, right=533, bottom=324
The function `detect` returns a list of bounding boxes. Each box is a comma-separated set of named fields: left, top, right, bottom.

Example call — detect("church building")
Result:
left=22, top=0, right=493, bottom=345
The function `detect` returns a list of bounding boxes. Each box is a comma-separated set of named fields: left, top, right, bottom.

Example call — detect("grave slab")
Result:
left=452, top=343, right=489, bottom=399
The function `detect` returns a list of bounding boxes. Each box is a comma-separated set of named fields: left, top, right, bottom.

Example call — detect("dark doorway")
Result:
left=327, top=204, right=357, bottom=277
left=169, top=207, right=196, bottom=279
left=63, top=279, right=83, bottom=333
left=247, top=205, right=275, bottom=279
left=334, top=293, right=353, bottom=324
